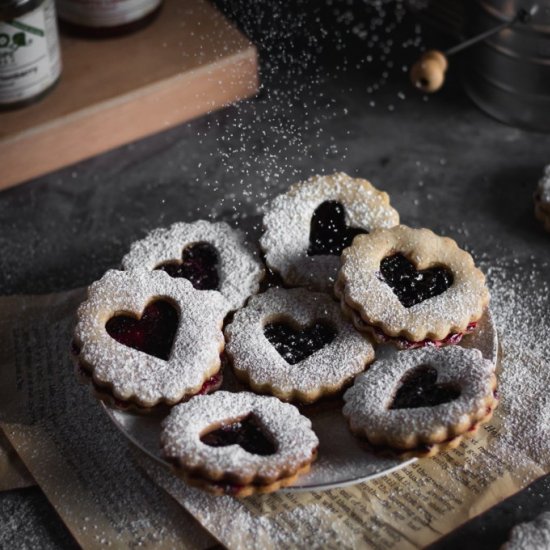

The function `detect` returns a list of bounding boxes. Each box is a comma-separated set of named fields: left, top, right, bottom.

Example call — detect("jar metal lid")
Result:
left=0, top=0, right=43, bottom=20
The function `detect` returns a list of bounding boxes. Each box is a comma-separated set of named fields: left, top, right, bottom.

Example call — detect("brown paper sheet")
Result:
left=0, top=428, right=34, bottom=491
left=0, top=288, right=548, bottom=549
left=0, top=291, right=216, bottom=549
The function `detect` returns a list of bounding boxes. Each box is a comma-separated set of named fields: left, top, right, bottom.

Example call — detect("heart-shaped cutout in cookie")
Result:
left=105, top=299, right=178, bottom=361
left=390, top=365, right=460, bottom=409
left=263, top=320, right=337, bottom=365
left=307, top=201, right=367, bottom=256
left=201, top=414, right=277, bottom=456
left=156, top=242, right=220, bottom=291
left=380, top=253, right=453, bottom=308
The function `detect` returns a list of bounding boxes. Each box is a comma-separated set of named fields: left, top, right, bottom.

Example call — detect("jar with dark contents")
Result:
left=57, top=0, right=163, bottom=37
left=0, top=0, right=62, bottom=109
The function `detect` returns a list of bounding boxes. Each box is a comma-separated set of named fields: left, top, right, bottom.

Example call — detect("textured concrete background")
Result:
left=1, top=1, right=550, bottom=547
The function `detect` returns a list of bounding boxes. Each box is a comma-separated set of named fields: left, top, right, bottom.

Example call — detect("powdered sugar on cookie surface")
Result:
left=260, top=172, right=399, bottom=291
left=161, top=392, right=319, bottom=484
left=74, top=270, right=228, bottom=407
left=225, top=287, right=374, bottom=403
left=343, top=346, right=496, bottom=448
left=122, top=220, right=264, bottom=311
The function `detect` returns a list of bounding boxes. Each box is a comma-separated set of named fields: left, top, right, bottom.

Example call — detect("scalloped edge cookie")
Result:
left=337, top=225, right=490, bottom=344
left=225, top=287, right=375, bottom=403
left=343, top=346, right=498, bottom=457
left=161, top=391, right=319, bottom=493
left=122, top=220, right=265, bottom=311
left=73, top=270, right=228, bottom=408
left=260, top=172, right=399, bottom=291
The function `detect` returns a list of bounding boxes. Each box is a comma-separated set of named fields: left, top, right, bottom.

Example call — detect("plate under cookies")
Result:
left=102, top=309, right=499, bottom=492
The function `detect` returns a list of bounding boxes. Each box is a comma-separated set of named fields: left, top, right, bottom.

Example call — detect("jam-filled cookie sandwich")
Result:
left=122, top=220, right=265, bottom=311
left=224, top=287, right=375, bottom=404
left=72, top=270, right=228, bottom=410
left=336, top=225, right=490, bottom=349
left=343, top=346, right=498, bottom=459
left=261, top=172, right=399, bottom=292
left=161, top=391, right=319, bottom=496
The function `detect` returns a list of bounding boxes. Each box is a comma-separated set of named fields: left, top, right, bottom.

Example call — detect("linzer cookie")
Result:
left=224, top=287, right=375, bottom=404
left=534, top=166, right=550, bottom=232
left=122, top=220, right=265, bottom=311
left=161, top=391, right=319, bottom=496
left=260, top=172, right=399, bottom=291
left=72, top=270, right=228, bottom=408
left=343, top=346, right=498, bottom=459
left=336, top=225, right=489, bottom=348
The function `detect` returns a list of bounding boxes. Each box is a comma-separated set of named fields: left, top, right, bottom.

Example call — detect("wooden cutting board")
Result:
left=0, top=0, right=258, bottom=191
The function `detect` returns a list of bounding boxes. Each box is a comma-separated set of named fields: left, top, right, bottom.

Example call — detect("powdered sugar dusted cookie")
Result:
left=343, top=346, right=498, bottom=458
left=225, top=287, right=375, bottom=403
left=337, top=225, right=489, bottom=347
left=73, top=270, right=228, bottom=408
left=122, top=220, right=264, bottom=311
left=503, top=512, right=550, bottom=550
left=534, top=165, right=550, bottom=232
left=161, top=391, right=319, bottom=496
left=260, top=173, right=399, bottom=291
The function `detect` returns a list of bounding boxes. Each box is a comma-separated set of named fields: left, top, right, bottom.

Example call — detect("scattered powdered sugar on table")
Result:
left=482, top=256, right=550, bottom=468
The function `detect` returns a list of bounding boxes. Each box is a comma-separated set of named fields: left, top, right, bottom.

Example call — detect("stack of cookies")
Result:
left=72, top=172, right=497, bottom=496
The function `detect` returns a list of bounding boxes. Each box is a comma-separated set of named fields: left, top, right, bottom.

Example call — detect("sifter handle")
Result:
left=409, top=50, right=448, bottom=93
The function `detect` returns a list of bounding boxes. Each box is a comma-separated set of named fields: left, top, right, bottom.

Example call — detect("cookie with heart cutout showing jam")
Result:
left=224, top=287, right=375, bottom=404
left=260, top=172, right=399, bottom=292
left=342, top=346, right=498, bottom=459
left=336, top=225, right=490, bottom=348
left=122, top=220, right=265, bottom=311
left=534, top=165, right=550, bottom=232
left=72, top=270, right=228, bottom=409
left=160, top=391, right=319, bottom=496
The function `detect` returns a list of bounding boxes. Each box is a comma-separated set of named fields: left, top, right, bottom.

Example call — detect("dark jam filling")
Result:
left=390, top=365, right=461, bottom=409
left=379, top=253, right=454, bottom=308
left=307, top=201, right=367, bottom=256
left=200, top=414, right=277, bottom=456
left=372, top=322, right=477, bottom=349
left=156, top=242, right=220, bottom=291
left=263, top=321, right=337, bottom=365
left=105, top=300, right=178, bottom=360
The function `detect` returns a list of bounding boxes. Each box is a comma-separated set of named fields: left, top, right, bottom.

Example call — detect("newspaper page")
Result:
left=1, top=286, right=548, bottom=549
left=0, top=291, right=216, bottom=549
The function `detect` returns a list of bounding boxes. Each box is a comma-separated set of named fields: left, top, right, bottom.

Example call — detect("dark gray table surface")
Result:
left=1, top=1, right=550, bottom=548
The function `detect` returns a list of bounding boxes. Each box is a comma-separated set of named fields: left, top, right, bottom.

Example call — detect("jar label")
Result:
left=57, top=0, right=162, bottom=27
left=0, top=0, right=61, bottom=105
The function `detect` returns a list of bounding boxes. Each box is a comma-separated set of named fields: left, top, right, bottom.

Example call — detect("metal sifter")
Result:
left=411, top=1, right=550, bottom=132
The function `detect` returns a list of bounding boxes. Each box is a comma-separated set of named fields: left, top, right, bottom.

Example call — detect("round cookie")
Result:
left=260, top=172, right=399, bottom=291
left=73, top=270, right=228, bottom=408
left=343, top=346, right=498, bottom=458
left=122, top=220, right=265, bottom=311
left=161, top=391, right=319, bottom=496
left=225, top=287, right=375, bottom=404
left=336, top=225, right=490, bottom=347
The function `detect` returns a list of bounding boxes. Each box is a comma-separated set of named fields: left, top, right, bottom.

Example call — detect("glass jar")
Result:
left=56, top=0, right=163, bottom=37
left=0, top=0, right=62, bottom=109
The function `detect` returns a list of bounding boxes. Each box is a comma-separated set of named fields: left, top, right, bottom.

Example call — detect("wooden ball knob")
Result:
left=410, top=50, right=448, bottom=93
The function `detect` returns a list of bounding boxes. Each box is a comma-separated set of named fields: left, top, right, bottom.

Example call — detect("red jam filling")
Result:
left=390, top=365, right=460, bottom=409
left=307, top=201, right=367, bottom=256
left=156, top=242, right=219, bottom=291
left=263, top=321, right=337, bottom=364
left=379, top=253, right=454, bottom=308
left=200, top=414, right=277, bottom=456
left=373, top=322, right=478, bottom=349
left=105, top=300, right=178, bottom=360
